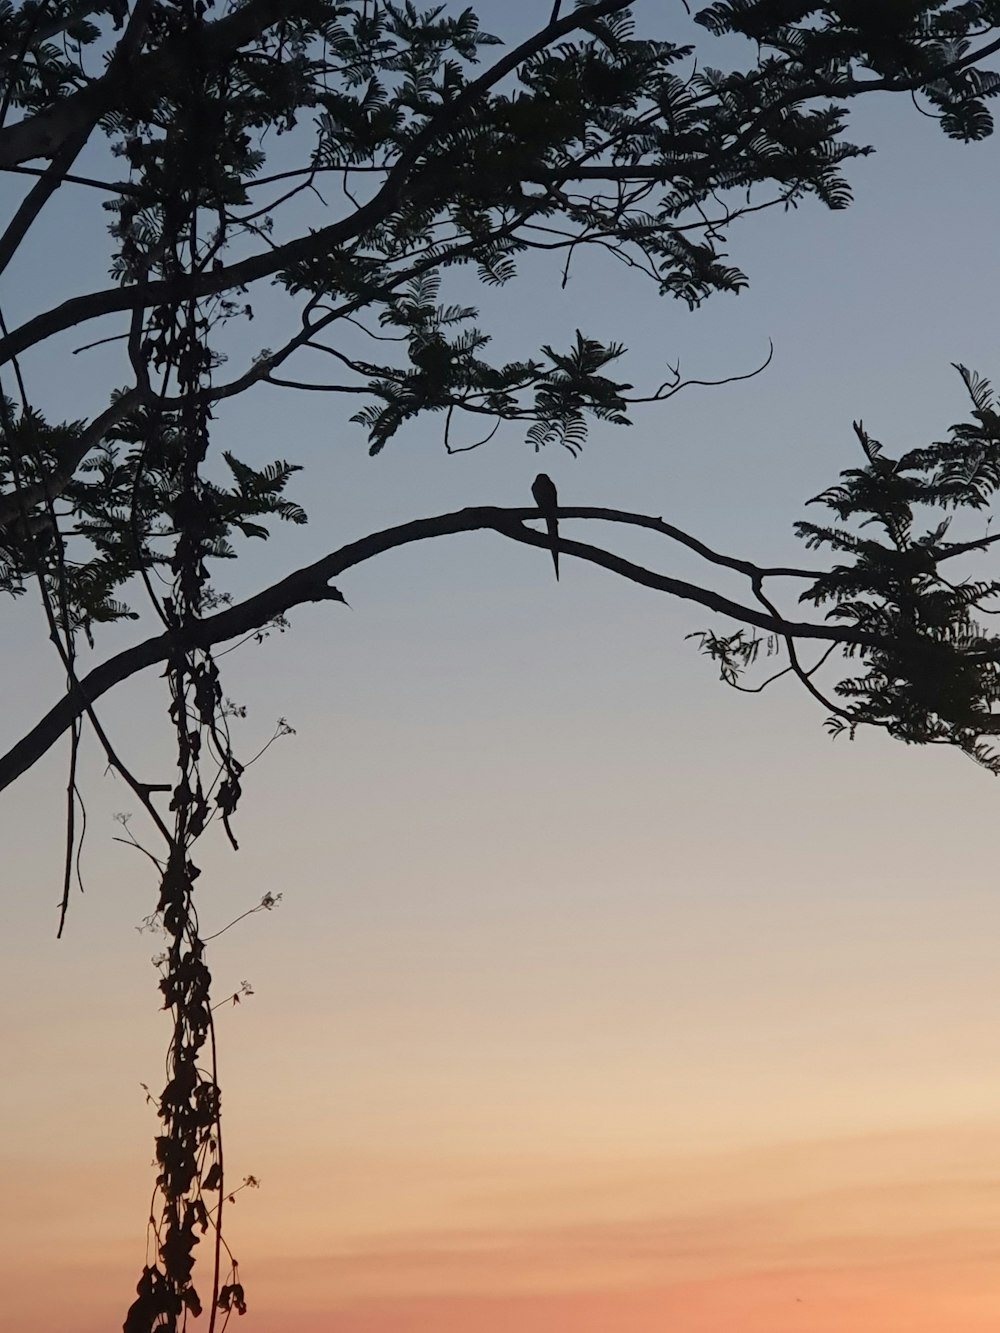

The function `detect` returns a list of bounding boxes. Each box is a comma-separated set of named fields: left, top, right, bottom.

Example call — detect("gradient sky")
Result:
left=3, top=4, right=1000, bottom=1331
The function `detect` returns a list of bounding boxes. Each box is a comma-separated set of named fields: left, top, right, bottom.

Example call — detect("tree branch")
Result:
left=0, top=0, right=635, bottom=367
left=0, top=0, right=153, bottom=278
left=0, top=127, right=91, bottom=279
left=4, top=3, right=995, bottom=370
left=0, top=0, right=302, bottom=167
left=0, top=502, right=866, bottom=795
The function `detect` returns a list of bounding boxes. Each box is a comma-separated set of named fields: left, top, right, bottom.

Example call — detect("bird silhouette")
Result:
left=531, top=472, right=560, bottom=581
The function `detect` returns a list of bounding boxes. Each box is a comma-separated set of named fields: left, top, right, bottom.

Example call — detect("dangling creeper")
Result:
left=531, top=472, right=560, bottom=582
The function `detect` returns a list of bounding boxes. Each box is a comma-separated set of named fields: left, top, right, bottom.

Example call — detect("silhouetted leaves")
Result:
left=795, top=367, right=1000, bottom=768
left=218, top=1281, right=247, bottom=1316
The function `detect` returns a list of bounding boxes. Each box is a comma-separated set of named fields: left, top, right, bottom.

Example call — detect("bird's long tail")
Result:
left=546, top=514, right=559, bottom=581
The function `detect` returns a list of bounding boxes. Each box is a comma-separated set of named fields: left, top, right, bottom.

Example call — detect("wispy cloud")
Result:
left=244, top=1119, right=1000, bottom=1309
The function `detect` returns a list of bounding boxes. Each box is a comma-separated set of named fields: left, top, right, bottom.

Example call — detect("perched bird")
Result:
left=531, top=472, right=560, bottom=582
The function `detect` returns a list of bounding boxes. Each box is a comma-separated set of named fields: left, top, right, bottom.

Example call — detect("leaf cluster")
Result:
left=0, top=396, right=307, bottom=635
left=698, top=1, right=1000, bottom=140
left=796, top=366, right=1000, bottom=768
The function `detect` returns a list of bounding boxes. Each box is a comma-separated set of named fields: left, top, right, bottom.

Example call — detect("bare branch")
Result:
left=0, top=164, right=138, bottom=195
left=624, top=340, right=774, bottom=404
left=0, top=0, right=153, bottom=277
left=0, top=502, right=865, bottom=795
left=0, top=128, right=92, bottom=279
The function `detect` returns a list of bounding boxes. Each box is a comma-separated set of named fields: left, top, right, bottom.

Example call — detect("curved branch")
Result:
left=623, top=340, right=774, bottom=404
left=0, top=502, right=865, bottom=794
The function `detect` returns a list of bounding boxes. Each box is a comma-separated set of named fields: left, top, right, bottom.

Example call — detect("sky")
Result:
left=3, top=3, right=1000, bottom=1331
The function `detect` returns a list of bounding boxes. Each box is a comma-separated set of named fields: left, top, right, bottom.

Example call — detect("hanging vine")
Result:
left=121, top=1, right=247, bottom=1328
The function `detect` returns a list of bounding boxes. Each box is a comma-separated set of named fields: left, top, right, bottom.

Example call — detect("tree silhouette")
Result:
left=3, top=1, right=1000, bottom=1325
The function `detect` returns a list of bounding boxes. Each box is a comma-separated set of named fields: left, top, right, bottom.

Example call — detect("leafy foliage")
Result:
left=5, top=1, right=1000, bottom=630
left=0, top=397, right=307, bottom=635
left=793, top=370, right=1000, bottom=769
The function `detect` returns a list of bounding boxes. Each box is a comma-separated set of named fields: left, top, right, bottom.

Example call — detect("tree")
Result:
left=3, top=1, right=1000, bottom=1327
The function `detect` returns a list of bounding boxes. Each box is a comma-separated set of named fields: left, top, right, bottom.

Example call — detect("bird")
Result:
left=531, top=472, right=560, bottom=582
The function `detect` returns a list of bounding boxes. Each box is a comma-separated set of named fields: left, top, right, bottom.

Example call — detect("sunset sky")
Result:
left=3, top=4, right=1000, bottom=1331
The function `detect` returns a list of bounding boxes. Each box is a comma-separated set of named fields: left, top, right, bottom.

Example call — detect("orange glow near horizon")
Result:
left=5, top=1119, right=1000, bottom=1332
